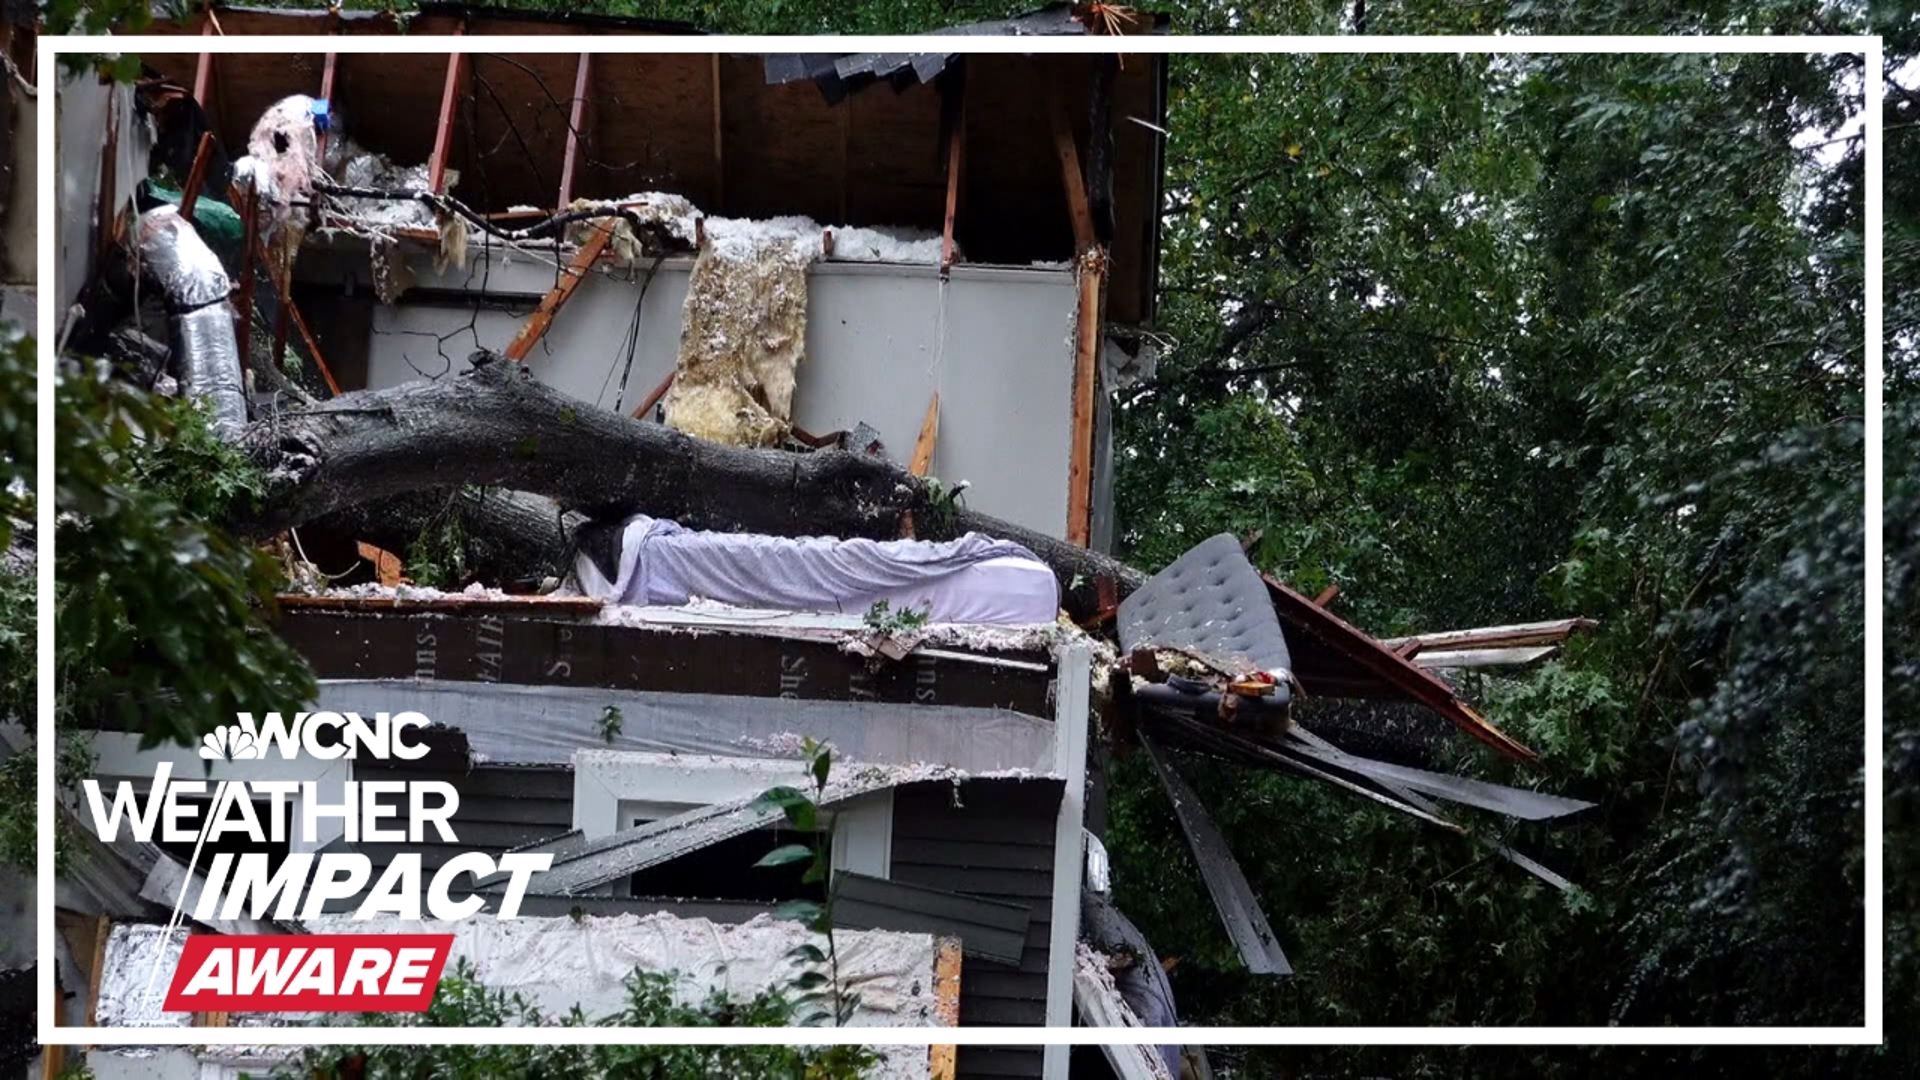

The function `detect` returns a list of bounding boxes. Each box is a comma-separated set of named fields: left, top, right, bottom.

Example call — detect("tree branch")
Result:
left=236, top=354, right=1144, bottom=619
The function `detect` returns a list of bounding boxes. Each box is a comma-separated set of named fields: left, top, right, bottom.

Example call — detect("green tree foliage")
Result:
left=1107, top=33, right=1876, bottom=1061
left=0, top=331, right=320, bottom=870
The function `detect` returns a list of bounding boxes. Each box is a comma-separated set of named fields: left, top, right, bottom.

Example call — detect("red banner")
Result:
left=162, top=934, right=455, bottom=1012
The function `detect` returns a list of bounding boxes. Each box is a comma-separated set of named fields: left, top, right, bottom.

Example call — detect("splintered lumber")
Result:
left=1379, top=618, right=1599, bottom=652
left=1049, top=86, right=1096, bottom=255
left=910, top=393, right=941, bottom=477
left=941, top=79, right=965, bottom=277
left=630, top=370, right=675, bottom=420
left=254, top=235, right=342, bottom=395
left=1138, top=732, right=1291, bottom=975
left=428, top=49, right=465, bottom=195
left=177, top=131, right=215, bottom=221
left=557, top=53, right=591, bottom=208
left=505, top=224, right=611, bottom=362
left=1414, top=645, right=1559, bottom=670
left=1262, top=574, right=1540, bottom=763
left=192, top=21, right=214, bottom=106
left=1066, top=253, right=1104, bottom=546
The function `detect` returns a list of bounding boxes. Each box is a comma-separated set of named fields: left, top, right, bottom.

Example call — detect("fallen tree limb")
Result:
left=238, top=353, right=1143, bottom=619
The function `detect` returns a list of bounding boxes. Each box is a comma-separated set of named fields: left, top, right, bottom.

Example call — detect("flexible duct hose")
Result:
left=136, top=204, right=247, bottom=439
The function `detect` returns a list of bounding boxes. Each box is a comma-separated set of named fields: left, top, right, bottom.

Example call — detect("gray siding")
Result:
left=892, top=778, right=1063, bottom=1080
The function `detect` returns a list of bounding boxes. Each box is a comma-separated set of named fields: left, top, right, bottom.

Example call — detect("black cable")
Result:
left=312, top=180, right=661, bottom=248
left=599, top=254, right=666, bottom=410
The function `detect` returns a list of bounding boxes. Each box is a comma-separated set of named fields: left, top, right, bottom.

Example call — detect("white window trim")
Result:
left=82, top=730, right=352, bottom=854
left=1042, top=643, right=1091, bottom=1079
left=571, top=750, right=892, bottom=890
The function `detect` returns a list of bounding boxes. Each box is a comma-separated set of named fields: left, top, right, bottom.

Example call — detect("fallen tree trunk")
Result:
left=241, top=353, right=1144, bottom=619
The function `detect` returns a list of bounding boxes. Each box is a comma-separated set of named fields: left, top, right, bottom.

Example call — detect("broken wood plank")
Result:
left=495, top=769, right=919, bottom=896
left=929, top=938, right=963, bottom=1076
left=630, top=370, right=675, bottom=420
left=1262, top=573, right=1540, bottom=763
left=940, top=78, right=965, bottom=277
left=1378, top=617, right=1600, bottom=652
left=1049, top=85, right=1096, bottom=255
left=84, top=915, right=109, bottom=1030
left=1072, top=945, right=1177, bottom=1077
left=557, top=53, right=591, bottom=208
left=428, top=49, right=466, bottom=195
left=96, top=99, right=119, bottom=259
left=1137, top=731, right=1291, bottom=975
left=504, top=223, right=612, bottom=362
left=176, top=130, right=215, bottom=222
left=910, top=393, right=940, bottom=477
left=355, top=541, right=404, bottom=587
left=192, top=20, right=214, bottom=107
left=1313, top=584, right=1340, bottom=608
left=254, top=235, right=342, bottom=395
left=1415, top=644, right=1559, bottom=670
left=1065, top=251, right=1104, bottom=547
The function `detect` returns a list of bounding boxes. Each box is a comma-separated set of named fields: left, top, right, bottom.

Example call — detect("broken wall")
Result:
left=319, top=251, right=1080, bottom=539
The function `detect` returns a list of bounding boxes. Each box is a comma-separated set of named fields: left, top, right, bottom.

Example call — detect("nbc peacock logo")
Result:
left=198, top=723, right=262, bottom=761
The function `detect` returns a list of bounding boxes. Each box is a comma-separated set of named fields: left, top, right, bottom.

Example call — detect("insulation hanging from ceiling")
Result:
left=660, top=226, right=815, bottom=448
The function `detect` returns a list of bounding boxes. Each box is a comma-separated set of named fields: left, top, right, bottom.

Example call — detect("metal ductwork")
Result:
left=135, top=204, right=246, bottom=439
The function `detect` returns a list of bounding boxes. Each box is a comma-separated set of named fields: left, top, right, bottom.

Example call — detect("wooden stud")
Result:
left=192, top=19, right=214, bottom=107
left=557, top=53, right=592, bottom=208
left=1049, top=86, right=1096, bottom=255
left=177, top=131, right=216, bottom=222
left=630, top=371, right=675, bottom=421
left=929, top=937, right=963, bottom=1078
left=910, top=393, right=940, bottom=477
left=315, top=52, right=338, bottom=163
left=939, top=85, right=965, bottom=278
left=428, top=41, right=467, bottom=195
left=1065, top=250, right=1105, bottom=547
left=254, top=234, right=343, bottom=395
left=95, top=93, right=119, bottom=261
left=504, top=223, right=613, bottom=363
left=1313, top=584, right=1341, bottom=608
left=900, top=392, right=943, bottom=540
left=710, top=54, right=725, bottom=213
left=84, top=915, right=109, bottom=1030
left=37, top=1041, right=63, bottom=1080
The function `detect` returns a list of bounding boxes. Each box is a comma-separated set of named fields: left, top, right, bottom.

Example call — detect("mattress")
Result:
left=575, top=515, right=1061, bottom=625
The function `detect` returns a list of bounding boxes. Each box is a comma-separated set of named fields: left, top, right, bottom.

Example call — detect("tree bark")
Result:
left=240, top=352, right=1145, bottom=619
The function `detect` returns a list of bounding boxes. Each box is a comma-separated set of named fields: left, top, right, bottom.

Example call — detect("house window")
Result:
left=625, top=818, right=831, bottom=903
left=572, top=751, right=893, bottom=892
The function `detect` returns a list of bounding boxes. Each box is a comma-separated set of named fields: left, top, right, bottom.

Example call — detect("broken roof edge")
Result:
left=496, top=767, right=1064, bottom=896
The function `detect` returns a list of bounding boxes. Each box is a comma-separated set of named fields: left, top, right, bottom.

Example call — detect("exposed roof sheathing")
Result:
left=137, top=38, right=1165, bottom=323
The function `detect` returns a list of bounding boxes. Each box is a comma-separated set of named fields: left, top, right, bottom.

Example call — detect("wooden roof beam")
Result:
left=192, top=19, right=214, bottom=107
left=940, top=67, right=966, bottom=278
left=557, top=53, right=592, bottom=208
left=428, top=40, right=467, bottom=195
left=505, top=223, right=613, bottom=363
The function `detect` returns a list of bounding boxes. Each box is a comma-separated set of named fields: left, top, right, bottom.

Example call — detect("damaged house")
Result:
left=44, top=8, right=1597, bottom=1080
